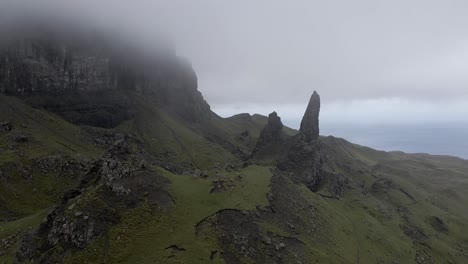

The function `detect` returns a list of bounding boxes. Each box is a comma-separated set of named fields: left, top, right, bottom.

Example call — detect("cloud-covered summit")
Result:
left=1, top=0, right=468, bottom=126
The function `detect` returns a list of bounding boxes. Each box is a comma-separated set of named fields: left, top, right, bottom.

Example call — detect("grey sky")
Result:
left=2, top=0, right=468, bottom=127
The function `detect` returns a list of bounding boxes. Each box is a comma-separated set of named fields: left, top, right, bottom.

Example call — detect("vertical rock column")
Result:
left=299, top=91, right=320, bottom=142
left=278, top=91, right=323, bottom=192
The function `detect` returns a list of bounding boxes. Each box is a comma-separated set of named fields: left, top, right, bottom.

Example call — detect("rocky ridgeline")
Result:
left=16, top=138, right=173, bottom=262
left=0, top=31, right=211, bottom=127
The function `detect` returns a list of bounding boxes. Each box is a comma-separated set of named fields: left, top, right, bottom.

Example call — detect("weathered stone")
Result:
left=15, top=137, right=174, bottom=262
left=74, top=211, right=83, bottom=217
left=278, top=92, right=323, bottom=192
left=275, top=242, right=285, bottom=251
left=253, top=111, right=284, bottom=155
left=14, top=134, right=28, bottom=143
left=262, top=235, right=272, bottom=245
left=299, top=91, right=320, bottom=142
left=0, top=122, right=12, bottom=132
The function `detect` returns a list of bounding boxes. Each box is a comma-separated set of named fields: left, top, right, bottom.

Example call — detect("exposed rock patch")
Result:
left=195, top=171, right=325, bottom=264
left=427, top=216, right=448, bottom=233
left=0, top=121, right=12, bottom=132
left=16, top=138, right=173, bottom=262
left=195, top=209, right=310, bottom=264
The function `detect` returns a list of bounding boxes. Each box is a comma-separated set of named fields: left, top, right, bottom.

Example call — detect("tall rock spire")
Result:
left=299, top=91, right=320, bottom=142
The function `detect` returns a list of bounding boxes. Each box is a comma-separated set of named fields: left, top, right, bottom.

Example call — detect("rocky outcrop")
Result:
left=299, top=91, right=320, bottom=142
left=195, top=171, right=321, bottom=264
left=0, top=121, right=12, bottom=132
left=278, top=92, right=323, bottom=192
left=0, top=29, right=211, bottom=127
left=16, top=137, right=173, bottom=262
left=278, top=136, right=323, bottom=191
left=253, top=111, right=284, bottom=154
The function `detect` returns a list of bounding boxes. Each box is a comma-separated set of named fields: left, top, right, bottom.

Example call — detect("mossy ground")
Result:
left=0, top=209, right=48, bottom=263
left=0, top=96, right=101, bottom=219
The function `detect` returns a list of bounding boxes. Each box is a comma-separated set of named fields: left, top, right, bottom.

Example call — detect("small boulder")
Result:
left=14, top=134, right=28, bottom=143
left=0, top=122, right=12, bottom=132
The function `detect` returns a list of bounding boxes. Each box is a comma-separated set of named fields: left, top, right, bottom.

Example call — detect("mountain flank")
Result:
left=0, top=28, right=467, bottom=264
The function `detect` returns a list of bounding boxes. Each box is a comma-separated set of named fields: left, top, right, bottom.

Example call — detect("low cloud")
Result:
left=1, top=0, right=468, bottom=125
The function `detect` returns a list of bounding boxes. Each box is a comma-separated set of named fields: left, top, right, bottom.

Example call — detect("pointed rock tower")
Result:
left=278, top=91, right=323, bottom=192
left=299, top=91, right=320, bottom=142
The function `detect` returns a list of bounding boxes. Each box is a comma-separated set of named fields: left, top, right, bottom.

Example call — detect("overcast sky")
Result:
left=2, top=0, right=468, bottom=128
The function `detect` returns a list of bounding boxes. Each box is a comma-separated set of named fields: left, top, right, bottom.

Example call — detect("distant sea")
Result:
left=320, top=123, right=468, bottom=160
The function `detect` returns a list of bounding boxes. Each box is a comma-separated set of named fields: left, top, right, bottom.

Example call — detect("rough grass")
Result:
left=64, top=165, right=273, bottom=264
left=0, top=209, right=48, bottom=263
left=0, top=96, right=102, bottom=161
left=0, top=96, right=100, bottom=219
left=318, top=136, right=468, bottom=263
left=119, top=96, right=236, bottom=170
left=1, top=95, right=468, bottom=264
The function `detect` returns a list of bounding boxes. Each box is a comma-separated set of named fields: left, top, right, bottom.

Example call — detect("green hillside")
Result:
left=0, top=95, right=467, bottom=264
left=0, top=30, right=467, bottom=264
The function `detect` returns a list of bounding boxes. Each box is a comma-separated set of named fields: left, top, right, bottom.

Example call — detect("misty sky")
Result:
left=2, top=0, right=468, bottom=156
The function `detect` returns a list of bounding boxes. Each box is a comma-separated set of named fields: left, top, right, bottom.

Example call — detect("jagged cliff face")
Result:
left=0, top=32, right=211, bottom=127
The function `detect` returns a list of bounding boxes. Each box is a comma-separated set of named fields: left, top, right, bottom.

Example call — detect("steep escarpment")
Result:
left=0, top=29, right=211, bottom=127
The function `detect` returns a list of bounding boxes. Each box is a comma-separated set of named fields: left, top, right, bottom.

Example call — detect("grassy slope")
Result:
left=0, top=96, right=101, bottom=161
left=0, top=96, right=102, bottom=218
left=319, top=136, right=468, bottom=263
left=1, top=96, right=467, bottom=264
left=64, top=165, right=273, bottom=264
left=0, top=96, right=103, bottom=263
left=119, top=96, right=236, bottom=170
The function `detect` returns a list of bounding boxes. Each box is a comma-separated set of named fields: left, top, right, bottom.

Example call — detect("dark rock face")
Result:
left=253, top=112, right=284, bottom=154
left=0, top=33, right=211, bottom=127
left=278, top=92, right=323, bottom=192
left=278, top=137, right=323, bottom=191
left=266, top=111, right=283, bottom=131
left=299, top=91, right=320, bottom=142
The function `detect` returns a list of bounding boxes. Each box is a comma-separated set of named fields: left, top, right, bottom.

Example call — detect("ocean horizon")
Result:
left=321, top=123, right=468, bottom=160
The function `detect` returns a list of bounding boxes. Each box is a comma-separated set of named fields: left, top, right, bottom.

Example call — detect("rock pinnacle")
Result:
left=299, top=91, right=320, bottom=142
